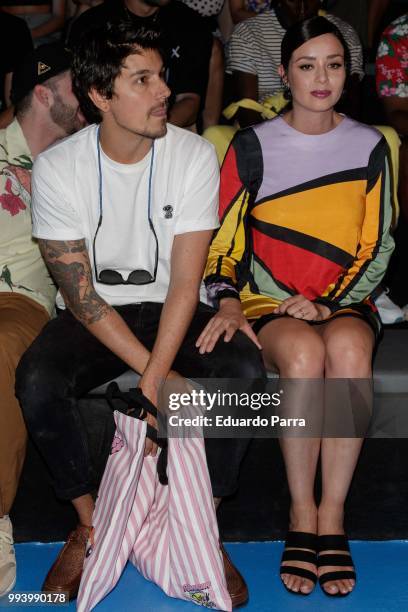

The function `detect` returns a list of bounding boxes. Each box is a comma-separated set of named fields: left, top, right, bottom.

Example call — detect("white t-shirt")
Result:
left=32, top=123, right=220, bottom=308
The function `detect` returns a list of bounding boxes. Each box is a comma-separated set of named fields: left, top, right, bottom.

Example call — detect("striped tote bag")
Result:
left=77, top=386, right=231, bottom=612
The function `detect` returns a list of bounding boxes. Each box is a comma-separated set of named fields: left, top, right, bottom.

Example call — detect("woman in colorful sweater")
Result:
left=198, top=16, right=394, bottom=598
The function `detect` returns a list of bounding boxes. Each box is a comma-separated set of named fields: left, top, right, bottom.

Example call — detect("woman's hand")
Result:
left=274, top=295, right=331, bottom=321
left=196, top=298, right=262, bottom=354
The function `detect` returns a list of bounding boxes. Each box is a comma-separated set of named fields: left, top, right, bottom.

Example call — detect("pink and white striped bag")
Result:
left=77, top=386, right=231, bottom=612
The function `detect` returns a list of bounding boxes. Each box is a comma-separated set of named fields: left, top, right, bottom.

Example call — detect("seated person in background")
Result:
left=199, top=16, right=394, bottom=597
left=0, top=0, right=67, bottom=47
left=218, top=0, right=270, bottom=43
left=325, top=0, right=391, bottom=54
left=228, top=0, right=364, bottom=126
left=67, top=0, right=101, bottom=19
left=180, top=0, right=225, bottom=130
left=181, top=0, right=224, bottom=27
left=63, top=0, right=103, bottom=42
left=0, top=12, right=33, bottom=113
left=15, top=20, right=265, bottom=604
left=68, top=0, right=213, bottom=130
left=376, top=13, right=408, bottom=317
left=326, top=0, right=392, bottom=56
left=324, top=0, right=369, bottom=48
left=367, top=0, right=391, bottom=54
left=229, top=0, right=271, bottom=24
left=0, top=43, right=84, bottom=598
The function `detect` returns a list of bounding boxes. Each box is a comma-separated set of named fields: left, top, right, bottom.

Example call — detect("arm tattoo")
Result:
left=39, top=239, right=113, bottom=325
left=40, top=240, right=85, bottom=258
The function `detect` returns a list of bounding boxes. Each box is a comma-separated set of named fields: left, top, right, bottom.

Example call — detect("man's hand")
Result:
left=196, top=297, right=262, bottom=354
left=274, top=294, right=331, bottom=321
left=138, top=229, right=214, bottom=415
left=140, top=370, right=188, bottom=457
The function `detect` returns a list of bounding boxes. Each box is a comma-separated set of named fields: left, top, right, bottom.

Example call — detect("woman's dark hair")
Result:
left=281, top=16, right=351, bottom=76
left=72, top=19, right=164, bottom=124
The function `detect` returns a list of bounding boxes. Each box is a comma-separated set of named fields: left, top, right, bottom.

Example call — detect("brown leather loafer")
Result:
left=220, top=542, right=249, bottom=608
left=42, top=524, right=93, bottom=601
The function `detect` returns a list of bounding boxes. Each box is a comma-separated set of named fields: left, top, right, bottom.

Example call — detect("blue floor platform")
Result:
left=1, top=541, right=408, bottom=611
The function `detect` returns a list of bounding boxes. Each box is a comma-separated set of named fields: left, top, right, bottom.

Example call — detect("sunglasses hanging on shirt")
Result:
left=92, top=125, right=159, bottom=286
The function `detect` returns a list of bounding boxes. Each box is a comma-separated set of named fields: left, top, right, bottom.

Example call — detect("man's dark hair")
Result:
left=281, top=16, right=351, bottom=76
left=72, top=19, right=164, bottom=124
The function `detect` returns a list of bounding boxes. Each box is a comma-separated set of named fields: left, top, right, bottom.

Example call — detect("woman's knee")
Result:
left=286, top=341, right=325, bottom=377
left=261, top=326, right=325, bottom=377
left=324, top=323, right=374, bottom=377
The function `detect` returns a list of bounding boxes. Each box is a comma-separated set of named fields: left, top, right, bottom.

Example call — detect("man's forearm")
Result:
left=231, top=8, right=255, bottom=23
left=31, top=16, right=65, bottom=38
left=83, top=306, right=152, bottom=374
left=142, top=283, right=199, bottom=387
left=63, top=284, right=152, bottom=375
left=39, top=239, right=152, bottom=376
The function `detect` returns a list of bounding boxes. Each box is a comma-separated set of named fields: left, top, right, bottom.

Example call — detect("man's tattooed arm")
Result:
left=38, top=239, right=153, bottom=378
left=38, top=239, right=113, bottom=325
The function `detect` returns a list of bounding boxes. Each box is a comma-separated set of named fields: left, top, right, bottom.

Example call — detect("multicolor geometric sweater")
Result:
left=204, top=115, right=395, bottom=320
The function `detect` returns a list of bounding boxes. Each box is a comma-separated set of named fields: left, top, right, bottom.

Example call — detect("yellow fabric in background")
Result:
left=203, top=92, right=288, bottom=165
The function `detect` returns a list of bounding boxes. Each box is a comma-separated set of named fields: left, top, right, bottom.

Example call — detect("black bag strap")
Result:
left=107, top=383, right=157, bottom=417
left=106, top=382, right=168, bottom=485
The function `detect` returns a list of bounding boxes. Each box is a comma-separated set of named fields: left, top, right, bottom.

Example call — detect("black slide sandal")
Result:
left=317, top=534, right=356, bottom=597
left=280, top=531, right=318, bottom=596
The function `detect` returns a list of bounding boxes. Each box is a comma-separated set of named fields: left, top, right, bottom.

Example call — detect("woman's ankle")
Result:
left=289, top=501, right=317, bottom=533
left=317, top=501, right=345, bottom=533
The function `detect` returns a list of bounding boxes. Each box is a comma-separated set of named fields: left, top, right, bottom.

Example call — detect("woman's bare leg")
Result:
left=258, top=318, right=325, bottom=594
left=317, top=317, right=374, bottom=595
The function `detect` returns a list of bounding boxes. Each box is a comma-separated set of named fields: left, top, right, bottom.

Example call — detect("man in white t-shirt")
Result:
left=15, top=20, right=265, bottom=605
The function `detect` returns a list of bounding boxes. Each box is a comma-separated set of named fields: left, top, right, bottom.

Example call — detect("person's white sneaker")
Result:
left=402, top=304, right=408, bottom=322
left=0, top=516, right=16, bottom=597
left=374, top=291, right=404, bottom=324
